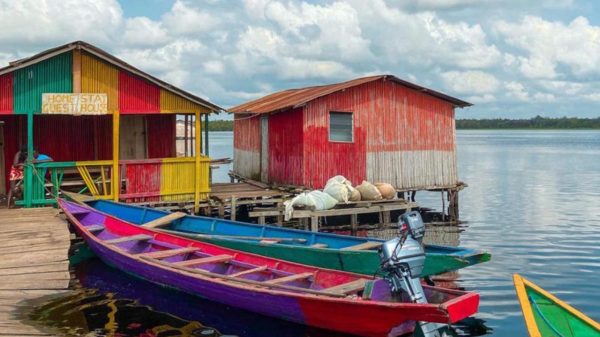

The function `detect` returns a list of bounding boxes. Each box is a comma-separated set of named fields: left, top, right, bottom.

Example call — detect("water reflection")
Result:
left=30, top=256, right=350, bottom=337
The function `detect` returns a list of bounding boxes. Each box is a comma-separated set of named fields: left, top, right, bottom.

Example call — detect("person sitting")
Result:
left=7, top=147, right=27, bottom=208
left=33, top=150, right=53, bottom=163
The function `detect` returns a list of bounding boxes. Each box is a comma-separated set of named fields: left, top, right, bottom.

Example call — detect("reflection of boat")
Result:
left=513, top=274, right=600, bottom=337
left=86, top=199, right=491, bottom=277
left=30, top=285, right=219, bottom=337
left=60, top=199, right=480, bottom=337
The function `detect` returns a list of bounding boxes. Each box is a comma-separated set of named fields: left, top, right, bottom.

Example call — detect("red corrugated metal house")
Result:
left=229, top=75, right=471, bottom=192
left=0, top=41, right=221, bottom=209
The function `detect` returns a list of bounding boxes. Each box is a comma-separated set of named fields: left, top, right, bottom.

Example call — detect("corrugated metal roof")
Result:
left=0, top=41, right=222, bottom=112
left=229, top=75, right=472, bottom=114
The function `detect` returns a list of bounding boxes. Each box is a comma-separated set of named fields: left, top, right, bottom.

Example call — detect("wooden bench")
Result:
left=266, top=272, right=313, bottom=284
left=138, top=247, right=199, bottom=259
left=173, top=254, right=233, bottom=267
left=105, top=234, right=153, bottom=244
left=324, top=279, right=367, bottom=295
left=144, top=212, right=187, bottom=228
left=230, top=265, right=269, bottom=277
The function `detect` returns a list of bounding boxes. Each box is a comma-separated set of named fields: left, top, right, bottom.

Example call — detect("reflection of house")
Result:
left=0, top=41, right=221, bottom=210
left=230, top=75, right=470, bottom=192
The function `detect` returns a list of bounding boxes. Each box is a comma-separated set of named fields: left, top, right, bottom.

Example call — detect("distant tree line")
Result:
left=202, top=120, right=234, bottom=131
left=199, top=116, right=600, bottom=132
left=457, top=116, right=600, bottom=129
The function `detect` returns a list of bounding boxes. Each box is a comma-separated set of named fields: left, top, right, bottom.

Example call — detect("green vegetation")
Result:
left=457, top=116, right=600, bottom=129
left=202, top=120, right=234, bottom=131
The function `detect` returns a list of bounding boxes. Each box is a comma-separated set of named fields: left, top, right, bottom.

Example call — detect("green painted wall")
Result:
left=13, top=52, right=73, bottom=114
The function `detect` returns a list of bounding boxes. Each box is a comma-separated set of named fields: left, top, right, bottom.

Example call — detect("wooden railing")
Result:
left=22, top=156, right=210, bottom=206
left=26, top=160, right=114, bottom=206
left=120, top=156, right=211, bottom=202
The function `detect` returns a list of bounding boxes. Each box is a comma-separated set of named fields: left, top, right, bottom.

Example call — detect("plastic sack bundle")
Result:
left=324, top=175, right=361, bottom=203
left=356, top=181, right=383, bottom=201
left=284, top=190, right=338, bottom=221
left=375, top=183, right=396, bottom=200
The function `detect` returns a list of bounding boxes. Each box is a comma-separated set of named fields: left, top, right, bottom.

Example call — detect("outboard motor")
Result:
left=379, top=211, right=447, bottom=337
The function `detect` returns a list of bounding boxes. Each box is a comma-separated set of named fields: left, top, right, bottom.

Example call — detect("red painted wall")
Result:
left=303, top=88, right=367, bottom=188
left=268, top=108, right=304, bottom=186
left=147, top=114, right=176, bottom=158
left=0, top=73, right=13, bottom=114
left=33, top=115, right=112, bottom=162
left=118, top=71, right=160, bottom=114
left=233, top=115, right=261, bottom=152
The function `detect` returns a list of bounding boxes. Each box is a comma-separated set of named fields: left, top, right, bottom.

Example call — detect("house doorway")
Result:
left=120, top=115, right=147, bottom=160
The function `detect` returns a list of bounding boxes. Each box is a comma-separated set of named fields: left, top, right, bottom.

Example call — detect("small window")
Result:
left=329, top=111, right=353, bottom=142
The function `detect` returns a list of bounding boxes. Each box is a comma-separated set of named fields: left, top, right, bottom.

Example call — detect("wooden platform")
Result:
left=0, top=207, right=71, bottom=336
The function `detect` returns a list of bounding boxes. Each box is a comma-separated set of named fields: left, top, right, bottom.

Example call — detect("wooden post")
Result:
left=194, top=111, right=201, bottom=213
left=72, top=49, right=81, bottom=93
left=24, top=112, right=34, bottom=207
left=350, top=213, right=358, bottom=236
left=112, top=111, right=120, bottom=201
left=184, top=115, right=188, bottom=156
left=231, top=196, right=237, bottom=221
left=441, top=190, right=446, bottom=222
left=204, top=113, right=209, bottom=156
left=310, top=215, right=319, bottom=232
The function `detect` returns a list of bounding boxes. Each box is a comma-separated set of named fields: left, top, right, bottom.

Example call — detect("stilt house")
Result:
left=230, top=75, right=471, bottom=193
left=0, top=41, right=221, bottom=210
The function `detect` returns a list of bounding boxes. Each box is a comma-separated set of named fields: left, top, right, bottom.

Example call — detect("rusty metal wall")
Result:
left=233, top=114, right=261, bottom=179
left=303, top=79, right=457, bottom=189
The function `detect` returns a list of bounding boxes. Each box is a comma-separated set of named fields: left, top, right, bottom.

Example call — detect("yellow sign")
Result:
left=42, top=93, right=108, bottom=115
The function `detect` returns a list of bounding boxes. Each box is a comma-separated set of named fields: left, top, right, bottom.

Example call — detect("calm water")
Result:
left=29, top=130, right=600, bottom=336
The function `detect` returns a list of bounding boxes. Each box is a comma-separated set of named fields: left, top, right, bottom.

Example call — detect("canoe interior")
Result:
left=514, top=274, right=600, bottom=337
left=65, top=200, right=475, bottom=309
left=87, top=199, right=484, bottom=257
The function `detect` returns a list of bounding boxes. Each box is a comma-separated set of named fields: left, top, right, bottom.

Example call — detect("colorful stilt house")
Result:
left=0, top=41, right=222, bottom=211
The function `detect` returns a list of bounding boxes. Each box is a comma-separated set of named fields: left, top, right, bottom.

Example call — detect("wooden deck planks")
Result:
left=0, top=207, right=71, bottom=337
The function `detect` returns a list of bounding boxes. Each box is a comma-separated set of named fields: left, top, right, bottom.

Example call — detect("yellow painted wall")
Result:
left=160, top=89, right=211, bottom=114
left=81, top=52, right=119, bottom=114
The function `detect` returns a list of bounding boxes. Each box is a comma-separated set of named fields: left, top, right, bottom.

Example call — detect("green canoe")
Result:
left=514, top=274, right=600, bottom=337
left=86, top=199, right=491, bottom=277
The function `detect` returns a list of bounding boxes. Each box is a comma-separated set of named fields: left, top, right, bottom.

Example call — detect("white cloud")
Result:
left=123, top=17, right=168, bottom=48
left=505, top=81, right=530, bottom=101
left=495, top=16, right=600, bottom=79
left=441, top=70, right=500, bottom=94
left=0, top=0, right=123, bottom=47
left=162, top=1, right=220, bottom=35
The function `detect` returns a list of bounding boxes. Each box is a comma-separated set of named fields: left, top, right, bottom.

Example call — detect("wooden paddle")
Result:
left=157, top=228, right=308, bottom=244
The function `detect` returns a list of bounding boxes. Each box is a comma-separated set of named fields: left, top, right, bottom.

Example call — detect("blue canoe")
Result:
left=86, top=199, right=491, bottom=277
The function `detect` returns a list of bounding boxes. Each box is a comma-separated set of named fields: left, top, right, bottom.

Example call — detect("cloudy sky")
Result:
left=0, top=0, right=599, bottom=118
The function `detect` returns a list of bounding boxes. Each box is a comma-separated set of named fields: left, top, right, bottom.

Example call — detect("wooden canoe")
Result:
left=59, top=199, right=479, bottom=337
left=85, top=199, right=491, bottom=277
left=513, top=274, right=600, bottom=337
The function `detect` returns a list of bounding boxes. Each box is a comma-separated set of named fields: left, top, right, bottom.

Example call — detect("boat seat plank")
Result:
left=86, top=224, right=106, bottom=232
left=105, top=234, right=153, bottom=244
left=340, top=241, right=382, bottom=251
left=324, top=279, right=367, bottom=295
left=138, top=247, right=199, bottom=259
left=266, top=272, right=314, bottom=284
left=145, top=257, right=346, bottom=298
left=173, top=254, right=233, bottom=267
left=144, top=212, right=187, bottom=228
left=230, top=265, right=269, bottom=277
left=310, top=243, right=328, bottom=248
